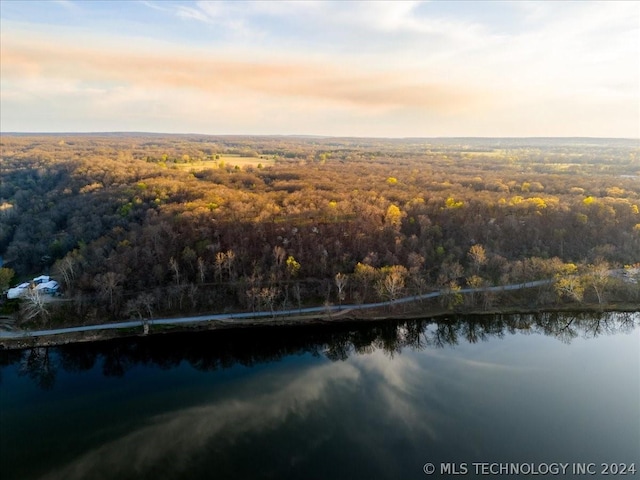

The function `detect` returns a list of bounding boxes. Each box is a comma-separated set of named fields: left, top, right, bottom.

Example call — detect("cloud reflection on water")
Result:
left=41, top=362, right=359, bottom=480
left=29, top=312, right=639, bottom=479
left=41, top=347, right=463, bottom=479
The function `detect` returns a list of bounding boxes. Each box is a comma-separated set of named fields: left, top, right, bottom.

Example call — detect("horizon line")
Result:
left=2, top=131, right=638, bottom=141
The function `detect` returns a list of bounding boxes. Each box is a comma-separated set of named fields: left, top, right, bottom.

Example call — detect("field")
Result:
left=172, top=154, right=275, bottom=172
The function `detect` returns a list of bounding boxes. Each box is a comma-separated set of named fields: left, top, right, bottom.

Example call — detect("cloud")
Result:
left=34, top=349, right=448, bottom=480
left=0, top=30, right=486, bottom=115
left=1, top=1, right=637, bottom=136
left=172, top=1, right=498, bottom=60
left=40, top=362, right=361, bottom=480
left=138, top=1, right=169, bottom=13
left=52, top=0, right=77, bottom=10
left=351, top=351, right=438, bottom=436
left=175, top=4, right=214, bottom=24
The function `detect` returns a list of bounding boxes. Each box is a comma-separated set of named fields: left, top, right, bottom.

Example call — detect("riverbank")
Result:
left=2, top=302, right=638, bottom=351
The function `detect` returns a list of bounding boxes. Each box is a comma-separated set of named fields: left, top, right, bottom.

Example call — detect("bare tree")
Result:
left=335, top=272, right=348, bottom=306
left=246, top=286, right=261, bottom=313
left=259, top=286, right=279, bottom=316
left=197, top=257, right=206, bottom=283
left=53, top=254, right=78, bottom=289
left=138, top=293, right=155, bottom=318
left=376, top=266, right=407, bottom=303
left=93, top=271, right=125, bottom=311
left=585, top=259, right=610, bottom=304
left=292, top=282, right=302, bottom=312
left=126, top=293, right=155, bottom=320
left=169, top=256, right=180, bottom=286
left=187, top=283, right=199, bottom=310
left=215, top=251, right=226, bottom=281
left=273, top=246, right=286, bottom=273
left=22, top=288, right=50, bottom=324
left=225, top=250, right=235, bottom=279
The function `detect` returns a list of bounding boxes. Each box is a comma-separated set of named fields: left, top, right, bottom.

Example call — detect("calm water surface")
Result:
left=1, top=312, right=638, bottom=480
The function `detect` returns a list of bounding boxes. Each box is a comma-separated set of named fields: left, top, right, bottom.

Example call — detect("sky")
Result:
left=1, top=0, right=638, bottom=137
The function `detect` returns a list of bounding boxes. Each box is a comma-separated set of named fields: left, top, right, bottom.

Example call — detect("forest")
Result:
left=0, top=134, right=639, bottom=326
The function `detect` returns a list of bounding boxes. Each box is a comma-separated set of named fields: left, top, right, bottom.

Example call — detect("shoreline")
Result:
left=1, top=303, right=637, bottom=351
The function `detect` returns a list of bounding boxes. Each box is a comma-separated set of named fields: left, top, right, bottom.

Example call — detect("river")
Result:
left=1, top=311, right=638, bottom=480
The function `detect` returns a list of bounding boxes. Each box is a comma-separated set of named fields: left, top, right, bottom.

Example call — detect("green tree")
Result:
left=0, top=267, right=15, bottom=292
left=440, top=280, right=463, bottom=310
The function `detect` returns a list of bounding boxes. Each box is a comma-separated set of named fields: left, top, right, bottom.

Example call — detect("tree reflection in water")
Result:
left=2, top=311, right=637, bottom=390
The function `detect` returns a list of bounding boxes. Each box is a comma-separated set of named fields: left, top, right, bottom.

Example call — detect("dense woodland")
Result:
left=1, top=134, right=639, bottom=325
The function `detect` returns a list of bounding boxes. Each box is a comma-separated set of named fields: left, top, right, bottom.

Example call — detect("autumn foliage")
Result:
left=1, top=134, right=638, bottom=323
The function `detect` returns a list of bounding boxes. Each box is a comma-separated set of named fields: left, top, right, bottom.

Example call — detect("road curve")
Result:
left=0, top=279, right=552, bottom=339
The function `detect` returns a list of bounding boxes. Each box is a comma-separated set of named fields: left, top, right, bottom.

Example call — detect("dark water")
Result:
left=1, top=312, right=638, bottom=480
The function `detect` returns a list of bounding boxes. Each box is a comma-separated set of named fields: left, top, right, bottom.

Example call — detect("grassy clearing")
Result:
left=461, top=149, right=504, bottom=157
left=172, top=154, right=275, bottom=171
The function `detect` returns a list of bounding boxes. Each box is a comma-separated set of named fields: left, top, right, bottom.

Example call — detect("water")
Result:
left=1, top=312, right=638, bottom=480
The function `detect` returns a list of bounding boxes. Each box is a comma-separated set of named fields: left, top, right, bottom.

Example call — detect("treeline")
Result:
left=1, top=135, right=638, bottom=324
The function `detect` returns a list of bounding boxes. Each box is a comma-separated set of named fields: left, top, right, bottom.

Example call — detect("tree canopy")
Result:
left=1, top=134, right=638, bottom=324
